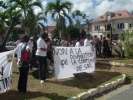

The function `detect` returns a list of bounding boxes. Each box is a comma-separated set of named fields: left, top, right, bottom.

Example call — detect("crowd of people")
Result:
left=54, top=34, right=112, bottom=58
left=14, top=30, right=113, bottom=93
left=15, top=32, right=51, bottom=93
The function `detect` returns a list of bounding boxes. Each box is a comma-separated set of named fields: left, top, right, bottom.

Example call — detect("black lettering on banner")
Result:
left=75, top=48, right=82, bottom=55
left=0, top=81, right=2, bottom=91
left=5, top=78, right=8, bottom=89
left=83, top=64, right=90, bottom=70
left=54, top=48, right=68, bottom=56
left=71, top=59, right=77, bottom=65
left=60, top=59, right=68, bottom=67
left=76, top=65, right=82, bottom=72
left=0, top=77, right=10, bottom=92
left=2, top=79, right=6, bottom=89
left=70, top=48, right=82, bottom=55
left=6, top=78, right=9, bottom=89
left=0, top=66, right=4, bottom=79
left=70, top=48, right=83, bottom=65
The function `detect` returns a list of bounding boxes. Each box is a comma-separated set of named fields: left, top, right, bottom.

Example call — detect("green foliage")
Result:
left=0, top=0, right=45, bottom=51
left=45, top=0, right=73, bottom=38
left=120, top=31, right=133, bottom=58
left=65, top=26, right=80, bottom=39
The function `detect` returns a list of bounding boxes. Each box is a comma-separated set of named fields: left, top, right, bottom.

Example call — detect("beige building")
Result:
left=89, top=10, right=133, bottom=39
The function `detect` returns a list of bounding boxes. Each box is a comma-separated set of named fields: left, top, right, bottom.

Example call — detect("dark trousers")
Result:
left=18, top=62, right=29, bottom=93
left=36, top=56, right=48, bottom=80
left=103, top=47, right=111, bottom=58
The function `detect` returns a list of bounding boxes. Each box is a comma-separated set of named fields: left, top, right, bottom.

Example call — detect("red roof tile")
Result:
left=95, top=10, right=133, bottom=22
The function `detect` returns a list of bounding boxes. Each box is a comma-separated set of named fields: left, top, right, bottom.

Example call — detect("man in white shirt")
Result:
left=75, top=38, right=81, bottom=47
left=36, top=33, right=48, bottom=84
left=84, top=35, right=92, bottom=47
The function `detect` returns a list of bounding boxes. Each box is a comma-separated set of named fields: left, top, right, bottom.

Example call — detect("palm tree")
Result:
left=45, top=0, right=73, bottom=38
left=72, top=10, right=84, bottom=28
left=0, top=0, right=44, bottom=51
left=0, top=0, right=21, bottom=51
left=10, top=0, right=43, bottom=35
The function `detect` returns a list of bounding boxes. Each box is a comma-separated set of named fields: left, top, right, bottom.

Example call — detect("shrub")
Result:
left=120, top=31, right=133, bottom=58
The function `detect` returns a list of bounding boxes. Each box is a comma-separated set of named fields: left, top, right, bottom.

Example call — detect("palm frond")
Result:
left=29, top=1, right=42, bottom=9
left=61, top=1, right=72, bottom=12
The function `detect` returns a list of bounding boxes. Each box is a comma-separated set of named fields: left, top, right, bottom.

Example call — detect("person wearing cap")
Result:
left=15, top=35, right=30, bottom=93
left=36, top=32, right=48, bottom=84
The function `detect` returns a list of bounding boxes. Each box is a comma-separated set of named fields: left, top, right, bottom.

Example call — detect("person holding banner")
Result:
left=15, top=35, right=30, bottom=93
left=84, top=35, right=92, bottom=47
left=75, top=38, right=81, bottom=47
left=36, top=32, right=48, bottom=84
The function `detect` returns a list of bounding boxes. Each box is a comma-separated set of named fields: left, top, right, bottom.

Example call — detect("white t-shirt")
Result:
left=36, top=37, right=47, bottom=57
left=75, top=41, right=81, bottom=47
left=84, top=38, right=92, bottom=46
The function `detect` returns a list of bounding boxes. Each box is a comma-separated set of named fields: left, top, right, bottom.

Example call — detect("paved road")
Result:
left=96, top=84, right=133, bottom=100
left=109, top=85, right=133, bottom=100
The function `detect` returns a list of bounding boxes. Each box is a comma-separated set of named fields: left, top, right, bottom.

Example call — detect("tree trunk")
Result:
left=0, top=22, right=14, bottom=52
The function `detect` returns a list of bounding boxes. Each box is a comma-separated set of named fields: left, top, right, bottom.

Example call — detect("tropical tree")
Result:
left=72, top=10, right=85, bottom=28
left=65, top=25, right=80, bottom=40
left=120, top=31, right=133, bottom=58
left=0, top=0, right=21, bottom=51
left=45, top=0, right=73, bottom=38
left=0, top=0, right=45, bottom=51
left=9, top=0, right=44, bottom=35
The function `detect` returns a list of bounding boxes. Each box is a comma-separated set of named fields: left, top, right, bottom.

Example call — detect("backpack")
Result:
left=20, top=44, right=30, bottom=63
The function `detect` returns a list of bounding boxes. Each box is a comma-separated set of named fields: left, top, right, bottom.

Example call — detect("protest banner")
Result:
left=53, top=46, right=96, bottom=79
left=0, top=50, right=14, bottom=93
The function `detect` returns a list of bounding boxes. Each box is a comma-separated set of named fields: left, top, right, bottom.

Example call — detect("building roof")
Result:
left=94, top=10, right=133, bottom=23
left=46, top=26, right=56, bottom=33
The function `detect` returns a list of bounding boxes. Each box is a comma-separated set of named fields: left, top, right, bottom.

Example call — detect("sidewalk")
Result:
left=96, top=58, right=133, bottom=67
left=96, top=83, right=133, bottom=100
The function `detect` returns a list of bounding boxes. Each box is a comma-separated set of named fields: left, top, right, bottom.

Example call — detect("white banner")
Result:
left=54, top=46, right=96, bottom=79
left=0, top=50, right=14, bottom=93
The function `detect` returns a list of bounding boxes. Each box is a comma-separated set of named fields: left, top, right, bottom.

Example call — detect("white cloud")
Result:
left=69, top=0, right=93, bottom=12
left=67, top=0, right=133, bottom=18
left=34, top=0, right=47, bottom=15
left=40, top=0, right=133, bottom=25
left=95, top=0, right=133, bottom=16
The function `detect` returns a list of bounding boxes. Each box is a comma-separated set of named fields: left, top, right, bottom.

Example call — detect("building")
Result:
left=89, top=10, right=133, bottom=39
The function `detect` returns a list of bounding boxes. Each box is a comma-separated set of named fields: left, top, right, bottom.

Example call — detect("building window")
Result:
left=129, top=24, right=132, bottom=28
left=95, top=25, right=100, bottom=31
left=117, top=23, right=124, bottom=29
left=106, top=24, right=111, bottom=31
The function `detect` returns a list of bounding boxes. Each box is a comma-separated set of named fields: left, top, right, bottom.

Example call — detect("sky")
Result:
left=36, top=0, right=133, bottom=25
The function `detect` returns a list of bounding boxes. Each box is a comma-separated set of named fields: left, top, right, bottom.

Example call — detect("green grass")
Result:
left=101, top=75, right=123, bottom=85
left=112, top=59, right=133, bottom=65
left=0, top=71, right=121, bottom=100
left=0, top=59, right=122, bottom=100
